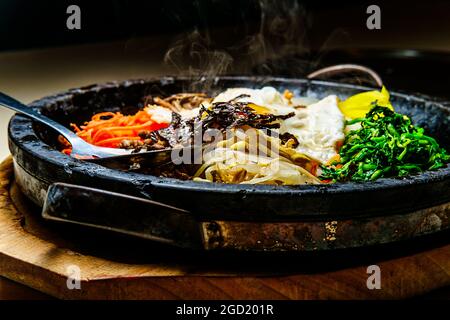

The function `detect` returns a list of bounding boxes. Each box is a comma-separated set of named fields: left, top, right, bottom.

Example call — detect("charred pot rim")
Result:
left=8, top=76, right=450, bottom=221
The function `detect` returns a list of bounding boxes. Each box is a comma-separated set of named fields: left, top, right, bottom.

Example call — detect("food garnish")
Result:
left=61, top=86, right=449, bottom=185
left=338, top=86, right=394, bottom=119
left=320, top=106, right=450, bottom=182
left=61, top=107, right=171, bottom=154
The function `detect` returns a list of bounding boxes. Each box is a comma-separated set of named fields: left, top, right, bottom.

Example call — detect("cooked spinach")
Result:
left=320, top=105, right=450, bottom=182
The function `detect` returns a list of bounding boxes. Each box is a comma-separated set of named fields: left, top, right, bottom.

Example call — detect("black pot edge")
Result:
left=7, top=76, right=450, bottom=221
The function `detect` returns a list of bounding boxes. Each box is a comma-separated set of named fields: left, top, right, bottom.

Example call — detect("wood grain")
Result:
left=0, top=157, right=449, bottom=299
left=0, top=276, right=53, bottom=300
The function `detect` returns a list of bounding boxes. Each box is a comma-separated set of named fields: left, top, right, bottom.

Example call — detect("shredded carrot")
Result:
left=62, top=106, right=171, bottom=154
left=335, top=140, right=344, bottom=152
left=309, top=161, right=319, bottom=176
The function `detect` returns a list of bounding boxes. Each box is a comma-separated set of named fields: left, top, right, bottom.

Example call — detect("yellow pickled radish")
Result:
left=248, top=103, right=271, bottom=114
left=338, top=86, right=394, bottom=119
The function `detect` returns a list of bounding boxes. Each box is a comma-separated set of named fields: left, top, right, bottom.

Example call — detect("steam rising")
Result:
left=251, top=0, right=310, bottom=71
left=163, top=0, right=352, bottom=90
left=164, top=30, right=234, bottom=91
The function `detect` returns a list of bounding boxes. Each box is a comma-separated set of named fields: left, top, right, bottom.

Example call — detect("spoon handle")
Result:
left=1, top=91, right=135, bottom=158
left=0, top=91, right=79, bottom=141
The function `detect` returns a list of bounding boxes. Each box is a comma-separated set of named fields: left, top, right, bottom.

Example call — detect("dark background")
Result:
left=1, top=0, right=450, bottom=52
left=1, top=0, right=450, bottom=98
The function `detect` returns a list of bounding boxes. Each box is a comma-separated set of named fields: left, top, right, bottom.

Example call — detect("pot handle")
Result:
left=42, top=182, right=202, bottom=249
left=307, top=64, right=383, bottom=87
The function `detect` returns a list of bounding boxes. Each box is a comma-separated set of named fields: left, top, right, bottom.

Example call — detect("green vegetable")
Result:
left=320, top=105, right=450, bottom=182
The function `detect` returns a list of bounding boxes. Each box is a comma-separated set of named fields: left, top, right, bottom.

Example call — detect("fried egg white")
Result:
left=213, top=87, right=345, bottom=164
left=212, top=87, right=294, bottom=115
left=281, top=95, right=345, bottom=164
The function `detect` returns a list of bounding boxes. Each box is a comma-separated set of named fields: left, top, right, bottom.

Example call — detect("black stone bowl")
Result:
left=8, top=77, right=450, bottom=222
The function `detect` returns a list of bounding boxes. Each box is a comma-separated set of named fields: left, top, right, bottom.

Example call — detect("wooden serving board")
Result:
left=0, top=157, right=449, bottom=299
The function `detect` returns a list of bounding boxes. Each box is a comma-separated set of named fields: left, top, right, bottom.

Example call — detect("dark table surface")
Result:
left=1, top=276, right=449, bottom=300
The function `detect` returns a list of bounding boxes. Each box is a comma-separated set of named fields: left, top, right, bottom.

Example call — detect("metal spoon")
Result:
left=0, top=91, right=131, bottom=158
left=0, top=91, right=198, bottom=168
